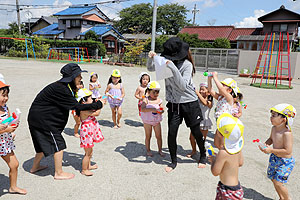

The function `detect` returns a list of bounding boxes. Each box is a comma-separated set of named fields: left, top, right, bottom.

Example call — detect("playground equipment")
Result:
left=251, top=32, right=292, bottom=88
left=0, top=37, right=36, bottom=60
left=47, top=47, right=90, bottom=63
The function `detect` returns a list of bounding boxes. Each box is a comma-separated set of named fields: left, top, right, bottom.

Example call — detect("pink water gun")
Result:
left=253, top=139, right=267, bottom=149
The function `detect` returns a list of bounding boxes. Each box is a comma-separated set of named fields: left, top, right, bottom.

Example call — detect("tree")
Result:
left=84, top=30, right=98, bottom=40
left=177, top=33, right=213, bottom=48
left=213, top=38, right=231, bottom=48
left=144, top=35, right=169, bottom=52
left=6, top=22, right=25, bottom=36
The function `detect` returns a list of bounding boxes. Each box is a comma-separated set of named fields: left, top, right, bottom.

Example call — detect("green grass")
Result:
left=250, top=83, right=293, bottom=89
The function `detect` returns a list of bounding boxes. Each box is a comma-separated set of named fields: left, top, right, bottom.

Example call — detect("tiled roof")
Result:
left=228, top=28, right=262, bottom=41
left=80, top=24, right=123, bottom=38
left=32, top=23, right=64, bottom=35
left=54, top=5, right=97, bottom=16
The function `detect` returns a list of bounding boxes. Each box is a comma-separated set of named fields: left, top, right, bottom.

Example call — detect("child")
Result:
left=140, top=81, right=164, bottom=157
left=105, top=69, right=125, bottom=129
left=208, top=72, right=237, bottom=149
left=72, top=80, right=84, bottom=138
left=208, top=113, right=244, bottom=200
left=0, top=81, right=27, bottom=194
left=187, top=82, right=213, bottom=159
left=260, top=104, right=296, bottom=200
left=89, top=72, right=101, bottom=101
left=134, top=72, right=150, bottom=116
left=76, top=88, right=104, bottom=176
left=231, top=87, right=243, bottom=118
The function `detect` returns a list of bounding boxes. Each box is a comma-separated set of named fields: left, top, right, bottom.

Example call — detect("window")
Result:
left=280, top=24, right=288, bottom=32
left=105, top=41, right=115, bottom=48
left=62, top=20, right=66, bottom=24
left=70, top=19, right=81, bottom=28
left=272, top=24, right=280, bottom=32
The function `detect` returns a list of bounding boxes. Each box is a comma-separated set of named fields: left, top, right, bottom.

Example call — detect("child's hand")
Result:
left=156, top=108, right=164, bottom=114
left=99, top=98, right=107, bottom=105
left=6, top=125, right=17, bottom=133
left=212, top=71, right=218, bottom=77
left=0, top=124, right=8, bottom=131
left=208, top=155, right=216, bottom=164
left=260, top=144, right=271, bottom=154
left=148, top=51, right=156, bottom=58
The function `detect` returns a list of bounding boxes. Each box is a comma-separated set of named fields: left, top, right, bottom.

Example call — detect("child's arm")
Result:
left=104, top=84, right=111, bottom=94
left=209, top=149, right=227, bottom=176
left=239, top=152, right=244, bottom=167
left=120, top=86, right=125, bottom=99
left=90, top=109, right=101, bottom=117
left=147, top=51, right=156, bottom=72
left=195, top=89, right=213, bottom=108
left=0, top=125, right=17, bottom=134
left=208, top=76, right=219, bottom=100
left=212, top=72, right=233, bottom=105
left=89, top=83, right=94, bottom=91
left=262, top=131, right=293, bottom=156
left=158, top=100, right=164, bottom=114
left=134, top=87, right=142, bottom=100
left=140, top=100, right=156, bottom=113
left=233, top=103, right=242, bottom=118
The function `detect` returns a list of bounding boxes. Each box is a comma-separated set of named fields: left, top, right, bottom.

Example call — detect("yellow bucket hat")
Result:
left=90, top=72, right=97, bottom=77
left=147, top=81, right=160, bottom=90
left=270, top=103, right=296, bottom=130
left=221, top=78, right=238, bottom=95
left=76, top=88, right=93, bottom=102
left=112, top=69, right=121, bottom=77
left=217, top=113, right=244, bottom=154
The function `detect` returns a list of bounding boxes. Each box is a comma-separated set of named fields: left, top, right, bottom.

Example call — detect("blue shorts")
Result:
left=267, top=153, right=295, bottom=183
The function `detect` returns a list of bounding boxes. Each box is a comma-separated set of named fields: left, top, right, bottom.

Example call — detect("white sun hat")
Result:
left=76, top=88, right=93, bottom=102
left=221, top=78, right=238, bottom=95
left=270, top=103, right=296, bottom=130
left=217, top=113, right=244, bottom=154
left=0, top=73, right=5, bottom=84
left=139, top=72, right=150, bottom=80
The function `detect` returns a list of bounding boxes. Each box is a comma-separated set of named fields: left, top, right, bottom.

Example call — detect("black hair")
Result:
left=76, top=95, right=91, bottom=116
left=270, top=110, right=288, bottom=126
left=237, top=93, right=243, bottom=101
left=145, top=88, right=160, bottom=95
left=0, top=86, right=9, bottom=95
left=107, top=76, right=122, bottom=85
left=68, top=80, right=78, bottom=95
left=207, top=94, right=213, bottom=103
left=80, top=81, right=84, bottom=87
left=90, top=74, right=98, bottom=82
left=139, top=74, right=150, bottom=85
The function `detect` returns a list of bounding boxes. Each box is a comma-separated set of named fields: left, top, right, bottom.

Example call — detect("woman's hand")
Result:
left=148, top=51, right=156, bottom=58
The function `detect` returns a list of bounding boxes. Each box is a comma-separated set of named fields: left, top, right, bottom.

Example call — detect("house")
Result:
left=33, top=5, right=124, bottom=54
left=30, top=16, right=58, bottom=34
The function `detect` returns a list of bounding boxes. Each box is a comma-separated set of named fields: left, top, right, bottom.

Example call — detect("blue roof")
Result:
left=54, top=5, right=97, bottom=16
left=33, top=23, right=64, bottom=35
left=80, top=24, right=123, bottom=38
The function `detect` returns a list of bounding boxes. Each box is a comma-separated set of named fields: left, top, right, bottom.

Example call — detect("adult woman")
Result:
left=28, top=63, right=104, bottom=180
left=147, top=37, right=206, bottom=172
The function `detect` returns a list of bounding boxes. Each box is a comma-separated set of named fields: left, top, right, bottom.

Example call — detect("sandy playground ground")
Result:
left=0, top=58, right=299, bottom=200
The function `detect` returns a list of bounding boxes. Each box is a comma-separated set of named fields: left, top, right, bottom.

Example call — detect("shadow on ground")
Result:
left=124, top=119, right=143, bottom=127
left=98, top=119, right=114, bottom=128
left=115, top=141, right=199, bottom=165
left=243, top=186, right=273, bottom=200
left=64, top=127, right=75, bottom=136
left=22, top=151, right=96, bottom=177
left=0, top=174, right=10, bottom=197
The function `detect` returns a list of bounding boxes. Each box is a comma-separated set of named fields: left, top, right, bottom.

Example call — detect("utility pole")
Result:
left=150, top=0, right=157, bottom=51
left=16, top=0, right=21, bottom=35
left=192, top=4, right=199, bottom=26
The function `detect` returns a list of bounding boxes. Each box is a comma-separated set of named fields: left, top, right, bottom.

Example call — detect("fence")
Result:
left=190, top=48, right=240, bottom=74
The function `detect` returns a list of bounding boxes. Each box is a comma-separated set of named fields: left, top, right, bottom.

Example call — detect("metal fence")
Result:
left=190, top=48, right=240, bottom=74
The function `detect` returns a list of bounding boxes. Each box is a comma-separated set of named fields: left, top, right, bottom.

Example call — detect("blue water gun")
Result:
left=205, top=142, right=215, bottom=156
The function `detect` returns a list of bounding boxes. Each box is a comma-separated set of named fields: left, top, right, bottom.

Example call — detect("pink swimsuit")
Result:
left=80, top=116, right=104, bottom=148
left=140, top=98, right=163, bottom=126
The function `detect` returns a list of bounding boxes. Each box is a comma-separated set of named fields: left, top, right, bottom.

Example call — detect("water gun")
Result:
left=240, top=101, right=247, bottom=109
left=1, top=108, right=21, bottom=126
left=156, top=107, right=164, bottom=114
left=113, top=95, right=122, bottom=101
left=203, top=72, right=213, bottom=77
left=253, top=139, right=267, bottom=149
left=205, top=141, right=215, bottom=156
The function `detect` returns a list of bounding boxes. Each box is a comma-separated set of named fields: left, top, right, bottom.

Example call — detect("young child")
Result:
left=187, top=82, right=213, bottom=159
left=231, top=87, right=243, bottom=118
left=89, top=72, right=101, bottom=101
left=134, top=72, right=150, bottom=116
left=140, top=81, right=164, bottom=157
left=208, top=113, right=244, bottom=200
left=72, top=80, right=84, bottom=138
left=260, top=104, right=296, bottom=200
left=76, top=88, right=104, bottom=176
left=208, top=72, right=237, bottom=149
left=105, top=69, right=125, bottom=129
left=0, top=81, right=27, bottom=195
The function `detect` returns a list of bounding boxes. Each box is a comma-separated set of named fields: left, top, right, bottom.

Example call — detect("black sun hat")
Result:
left=161, top=37, right=189, bottom=61
left=58, top=63, right=87, bottom=83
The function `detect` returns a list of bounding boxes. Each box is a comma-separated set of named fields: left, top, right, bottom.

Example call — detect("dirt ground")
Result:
left=0, top=58, right=299, bottom=200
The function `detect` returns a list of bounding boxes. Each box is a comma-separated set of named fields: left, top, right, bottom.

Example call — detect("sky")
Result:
left=1, top=0, right=300, bottom=29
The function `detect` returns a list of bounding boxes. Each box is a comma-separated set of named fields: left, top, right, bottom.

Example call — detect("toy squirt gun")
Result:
left=1, top=108, right=21, bottom=126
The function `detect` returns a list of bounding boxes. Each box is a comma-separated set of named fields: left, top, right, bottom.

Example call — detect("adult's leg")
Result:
left=153, top=123, right=164, bottom=157
left=53, top=150, right=74, bottom=180
left=2, top=152, right=27, bottom=195
left=143, top=123, right=153, bottom=156
left=30, top=152, right=48, bottom=173
left=190, top=124, right=206, bottom=167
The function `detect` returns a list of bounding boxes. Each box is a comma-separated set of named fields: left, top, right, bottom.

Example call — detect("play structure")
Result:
left=251, top=32, right=292, bottom=89
left=47, top=47, right=90, bottom=63
left=0, top=37, right=36, bottom=60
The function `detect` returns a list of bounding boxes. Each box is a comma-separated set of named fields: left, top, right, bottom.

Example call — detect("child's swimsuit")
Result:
left=267, top=153, right=295, bottom=183
left=231, top=102, right=241, bottom=116
left=216, top=181, right=244, bottom=200
left=138, top=100, right=143, bottom=116
left=215, top=96, right=232, bottom=120
left=199, top=100, right=213, bottom=130
left=108, top=83, right=123, bottom=108
left=0, top=105, right=16, bottom=156
left=90, top=81, right=101, bottom=99
left=140, top=98, right=163, bottom=126
left=80, top=116, right=104, bottom=148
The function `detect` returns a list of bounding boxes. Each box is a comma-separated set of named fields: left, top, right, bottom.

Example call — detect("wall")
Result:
left=238, top=50, right=300, bottom=79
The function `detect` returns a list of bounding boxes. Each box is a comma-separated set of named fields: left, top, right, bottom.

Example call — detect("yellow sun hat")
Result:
left=217, top=113, right=244, bottom=154
left=112, top=69, right=121, bottom=77
left=76, top=88, right=93, bottom=102
left=221, top=78, right=238, bottom=95
left=147, top=81, right=160, bottom=90
left=270, top=104, right=296, bottom=130
left=90, top=72, right=97, bottom=77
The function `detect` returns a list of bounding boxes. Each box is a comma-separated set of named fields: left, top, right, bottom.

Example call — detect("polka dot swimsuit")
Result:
left=0, top=105, right=15, bottom=156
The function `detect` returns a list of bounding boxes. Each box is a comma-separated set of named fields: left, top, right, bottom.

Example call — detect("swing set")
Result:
left=0, top=37, right=36, bottom=60
left=47, top=47, right=90, bottom=63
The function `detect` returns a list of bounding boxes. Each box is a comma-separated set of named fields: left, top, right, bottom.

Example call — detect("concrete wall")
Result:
left=238, top=50, right=300, bottom=79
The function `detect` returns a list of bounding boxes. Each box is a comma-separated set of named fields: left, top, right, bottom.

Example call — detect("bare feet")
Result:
left=74, top=133, right=80, bottom=138
left=186, top=151, right=196, bottom=158
left=146, top=151, right=153, bottom=157
left=117, top=123, right=121, bottom=128
left=89, top=164, right=98, bottom=170
left=113, top=125, right=119, bottom=129
left=158, top=151, right=165, bottom=157
left=81, top=170, right=93, bottom=176
left=54, top=171, right=75, bottom=180
left=30, top=165, right=48, bottom=173
left=165, top=163, right=177, bottom=173
left=9, top=187, right=27, bottom=195
left=198, top=163, right=206, bottom=168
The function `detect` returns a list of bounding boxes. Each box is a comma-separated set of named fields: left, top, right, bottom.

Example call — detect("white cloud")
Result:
left=235, top=9, right=266, bottom=28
